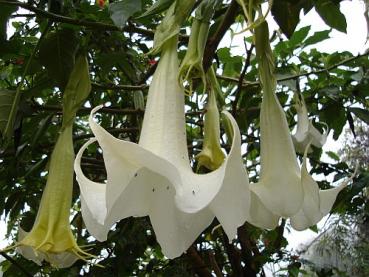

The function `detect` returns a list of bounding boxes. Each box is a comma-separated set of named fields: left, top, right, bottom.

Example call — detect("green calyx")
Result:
left=150, top=0, right=196, bottom=55
left=178, top=0, right=219, bottom=94
left=196, top=67, right=225, bottom=171
left=7, top=56, right=94, bottom=268
left=254, top=21, right=276, bottom=97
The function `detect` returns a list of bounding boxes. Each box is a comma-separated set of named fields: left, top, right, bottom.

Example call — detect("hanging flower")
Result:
left=249, top=22, right=303, bottom=227
left=248, top=21, right=355, bottom=231
left=15, top=127, right=91, bottom=268
left=292, top=94, right=328, bottom=154
left=5, top=56, right=94, bottom=268
left=74, top=37, right=252, bottom=259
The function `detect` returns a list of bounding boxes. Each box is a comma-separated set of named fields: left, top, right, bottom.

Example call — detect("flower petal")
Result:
left=292, top=96, right=328, bottom=154
left=290, top=151, right=349, bottom=231
left=248, top=191, right=280, bottom=230
left=16, top=229, right=78, bottom=268
left=200, top=111, right=250, bottom=239
left=74, top=138, right=110, bottom=241
left=290, top=156, right=322, bottom=231
left=16, top=229, right=44, bottom=266
left=75, top=124, right=215, bottom=258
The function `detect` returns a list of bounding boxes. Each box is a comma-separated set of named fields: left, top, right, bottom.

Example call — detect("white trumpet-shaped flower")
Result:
left=249, top=22, right=303, bottom=228
left=292, top=95, right=328, bottom=154
left=290, top=144, right=355, bottom=231
left=74, top=37, right=251, bottom=258
left=248, top=22, right=353, bottom=231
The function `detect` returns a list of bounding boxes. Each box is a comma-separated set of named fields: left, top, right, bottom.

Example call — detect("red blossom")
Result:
left=15, top=58, right=24, bottom=65
left=148, top=59, right=157, bottom=66
left=98, top=0, right=105, bottom=8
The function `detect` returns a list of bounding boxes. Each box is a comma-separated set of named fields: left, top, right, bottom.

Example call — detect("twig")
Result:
left=0, top=0, right=152, bottom=37
left=187, top=246, right=212, bottom=277
left=31, top=104, right=144, bottom=116
left=91, top=82, right=148, bottom=91
left=0, top=252, right=33, bottom=277
left=219, top=51, right=369, bottom=88
left=208, top=251, right=223, bottom=277
left=221, top=232, right=242, bottom=277
left=203, top=0, right=240, bottom=71
left=0, top=0, right=189, bottom=41
left=74, top=127, right=139, bottom=141
left=30, top=104, right=206, bottom=117
left=232, top=42, right=255, bottom=115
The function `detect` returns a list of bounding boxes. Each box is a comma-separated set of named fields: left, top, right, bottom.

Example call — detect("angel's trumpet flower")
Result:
left=249, top=22, right=353, bottom=231
left=249, top=22, right=303, bottom=227
left=74, top=36, right=251, bottom=258
left=292, top=94, right=328, bottom=154
left=8, top=56, right=93, bottom=268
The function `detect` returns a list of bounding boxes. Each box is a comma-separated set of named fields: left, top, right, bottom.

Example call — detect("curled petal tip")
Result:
left=91, top=104, right=104, bottom=114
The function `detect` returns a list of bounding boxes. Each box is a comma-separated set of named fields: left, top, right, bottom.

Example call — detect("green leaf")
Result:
left=326, top=151, right=340, bottom=161
left=0, top=5, right=17, bottom=41
left=0, top=89, right=15, bottom=140
left=308, top=225, right=318, bottom=233
left=320, top=101, right=346, bottom=140
left=39, top=29, right=78, bottom=90
left=271, top=0, right=304, bottom=38
left=109, top=0, right=142, bottom=28
left=349, top=107, right=369, bottom=125
left=303, top=29, right=330, bottom=47
left=315, top=0, right=347, bottom=33
left=288, top=26, right=310, bottom=48
left=138, top=0, right=174, bottom=18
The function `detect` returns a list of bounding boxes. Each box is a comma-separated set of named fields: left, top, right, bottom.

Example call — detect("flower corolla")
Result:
left=74, top=37, right=252, bottom=258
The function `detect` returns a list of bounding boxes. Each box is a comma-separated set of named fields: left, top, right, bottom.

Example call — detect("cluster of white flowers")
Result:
left=8, top=1, right=355, bottom=268
left=73, top=21, right=353, bottom=259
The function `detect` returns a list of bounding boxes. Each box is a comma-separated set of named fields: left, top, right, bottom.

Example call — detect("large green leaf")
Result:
left=303, top=29, right=330, bottom=47
left=288, top=25, right=310, bottom=48
left=315, top=0, right=347, bottom=33
left=320, top=100, right=346, bottom=140
left=38, top=28, right=78, bottom=91
left=271, top=0, right=308, bottom=38
left=0, top=5, right=17, bottom=41
left=109, top=0, right=142, bottom=28
left=349, top=107, right=369, bottom=125
left=138, top=0, right=174, bottom=18
left=0, top=89, right=15, bottom=141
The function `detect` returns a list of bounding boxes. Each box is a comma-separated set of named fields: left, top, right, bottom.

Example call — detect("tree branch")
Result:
left=74, top=127, right=139, bottom=141
left=208, top=251, right=223, bottom=277
left=30, top=104, right=206, bottom=117
left=0, top=0, right=151, bottom=38
left=91, top=82, right=148, bottom=91
left=187, top=246, right=212, bottom=277
left=203, top=0, right=240, bottom=71
left=218, top=51, right=369, bottom=88
left=0, top=252, right=33, bottom=277
left=232, top=42, right=255, bottom=115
